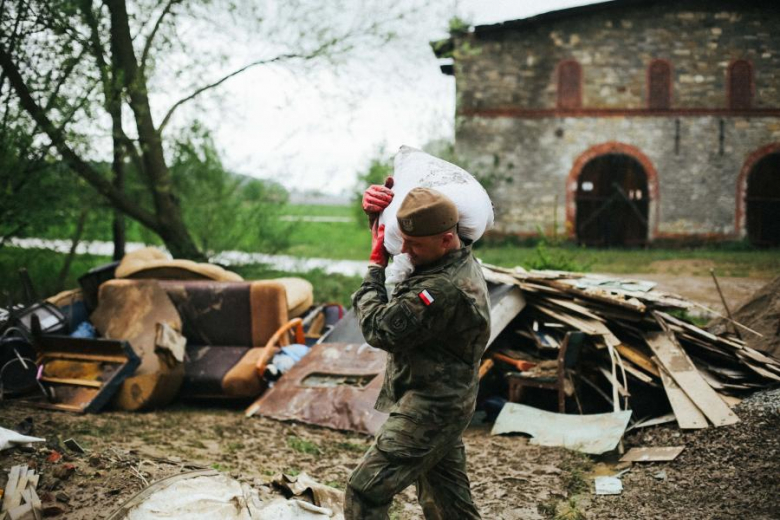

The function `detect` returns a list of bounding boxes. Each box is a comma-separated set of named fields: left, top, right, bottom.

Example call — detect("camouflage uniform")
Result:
left=345, top=243, right=491, bottom=519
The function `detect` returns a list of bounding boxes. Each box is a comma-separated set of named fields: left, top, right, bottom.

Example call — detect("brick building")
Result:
left=433, top=0, right=780, bottom=246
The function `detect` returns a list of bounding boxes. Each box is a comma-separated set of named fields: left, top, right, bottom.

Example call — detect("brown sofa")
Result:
left=159, top=279, right=311, bottom=398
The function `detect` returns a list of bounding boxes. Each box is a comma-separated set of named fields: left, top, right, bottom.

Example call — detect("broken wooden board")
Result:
left=620, top=446, right=685, bottom=462
left=647, top=333, right=739, bottom=427
left=653, top=357, right=708, bottom=429
left=620, top=359, right=656, bottom=385
left=544, top=297, right=607, bottom=323
left=616, top=344, right=660, bottom=378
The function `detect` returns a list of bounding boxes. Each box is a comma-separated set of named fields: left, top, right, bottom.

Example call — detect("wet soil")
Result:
left=1, top=391, right=778, bottom=519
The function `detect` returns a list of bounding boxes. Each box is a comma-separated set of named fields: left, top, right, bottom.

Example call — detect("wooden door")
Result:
left=746, top=153, right=780, bottom=246
left=575, top=154, right=649, bottom=247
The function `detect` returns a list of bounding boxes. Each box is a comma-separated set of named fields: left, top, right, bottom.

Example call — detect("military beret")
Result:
left=396, top=188, right=459, bottom=237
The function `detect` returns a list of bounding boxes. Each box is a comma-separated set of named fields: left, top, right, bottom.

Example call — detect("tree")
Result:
left=0, top=0, right=421, bottom=259
left=170, top=123, right=292, bottom=255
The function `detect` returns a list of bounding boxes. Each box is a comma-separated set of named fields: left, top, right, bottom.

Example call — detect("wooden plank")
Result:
left=719, top=394, right=742, bottom=408
left=39, top=377, right=103, bottom=388
left=739, top=360, right=780, bottom=382
left=487, top=286, right=526, bottom=347
left=738, top=347, right=780, bottom=367
left=647, top=333, right=739, bottom=427
left=544, top=297, right=607, bottom=322
left=2, top=465, right=23, bottom=513
left=653, top=358, right=708, bottom=429
left=533, top=303, right=601, bottom=335
left=620, top=359, right=656, bottom=385
left=41, top=352, right=127, bottom=363
left=598, top=367, right=630, bottom=397
left=616, top=344, right=660, bottom=377
left=620, top=446, right=684, bottom=462
left=481, top=267, right=521, bottom=287
left=478, top=359, right=494, bottom=380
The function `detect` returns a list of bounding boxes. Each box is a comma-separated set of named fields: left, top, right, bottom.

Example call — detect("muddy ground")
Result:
left=1, top=389, right=778, bottom=520
left=1, top=272, right=777, bottom=519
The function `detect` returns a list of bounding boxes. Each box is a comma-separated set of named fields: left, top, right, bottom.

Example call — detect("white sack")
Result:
left=380, top=146, right=494, bottom=283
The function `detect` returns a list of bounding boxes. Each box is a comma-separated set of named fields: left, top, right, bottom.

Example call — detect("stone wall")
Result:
left=457, top=115, right=780, bottom=238
left=448, top=0, right=780, bottom=240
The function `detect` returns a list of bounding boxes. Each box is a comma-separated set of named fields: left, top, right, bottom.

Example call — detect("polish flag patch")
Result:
left=419, top=289, right=435, bottom=306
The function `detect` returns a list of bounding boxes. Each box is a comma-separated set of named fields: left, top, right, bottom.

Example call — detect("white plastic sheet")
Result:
left=491, top=403, right=632, bottom=455
left=0, top=426, right=44, bottom=451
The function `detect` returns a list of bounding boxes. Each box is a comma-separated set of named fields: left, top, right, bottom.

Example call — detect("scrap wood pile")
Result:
left=481, top=264, right=780, bottom=430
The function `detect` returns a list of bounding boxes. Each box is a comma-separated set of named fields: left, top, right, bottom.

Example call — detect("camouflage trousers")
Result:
left=344, top=413, right=481, bottom=520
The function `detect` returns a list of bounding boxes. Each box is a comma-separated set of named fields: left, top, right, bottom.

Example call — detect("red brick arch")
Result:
left=735, top=142, right=780, bottom=237
left=565, top=142, right=660, bottom=239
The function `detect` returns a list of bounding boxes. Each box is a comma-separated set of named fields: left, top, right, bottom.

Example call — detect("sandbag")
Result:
left=379, top=146, right=494, bottom=282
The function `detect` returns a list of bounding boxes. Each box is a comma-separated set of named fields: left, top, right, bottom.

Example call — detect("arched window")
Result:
left=728, top=60, right=753, bottom=110
left=557, top=60, right=582, bottom=110
left=647, top=59, right=672, bottom=109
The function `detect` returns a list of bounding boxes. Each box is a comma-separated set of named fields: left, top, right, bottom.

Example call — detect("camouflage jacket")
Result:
left=352, top=244, right=491, bottom=423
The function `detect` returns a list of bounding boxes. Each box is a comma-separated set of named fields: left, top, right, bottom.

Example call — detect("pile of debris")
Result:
left=481, top=264, right=780, bottom=432
left=707, top=275, right=780, bottom=359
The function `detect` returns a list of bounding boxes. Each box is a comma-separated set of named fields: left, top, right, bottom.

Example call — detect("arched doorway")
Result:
left=575, top=154, right=649, bottom=246
left=746, top=153, right=780, bottom=246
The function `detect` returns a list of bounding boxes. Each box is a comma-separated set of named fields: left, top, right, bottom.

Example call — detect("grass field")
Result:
left=2, top=203, right=777, bottom=306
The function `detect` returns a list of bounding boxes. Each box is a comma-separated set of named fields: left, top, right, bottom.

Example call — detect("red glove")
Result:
left=362, top=177, right=395, bottom=214
left=369, top=222, right=389, bottom=268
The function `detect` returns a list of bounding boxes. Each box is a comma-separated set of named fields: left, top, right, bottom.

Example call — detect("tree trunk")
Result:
left=111, top=165, right=126, bottom=261
left=106, top=0, right=204, bottom=261
left=57, top=209, right=88, bottom=292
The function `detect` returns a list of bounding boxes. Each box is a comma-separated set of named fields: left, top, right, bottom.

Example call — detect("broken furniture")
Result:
left=505, top=332, right=585, bottom=413
left=157, top=278, right=313, bottom=399
left=25, top=334, right=140, bottom=413
left=81, top=246, right=315, bottom=401
left=90, top=279, right=186, bottom=411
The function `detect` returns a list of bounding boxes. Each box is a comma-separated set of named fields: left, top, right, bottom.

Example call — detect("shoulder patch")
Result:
left=418, top=289, right=434, bottom=306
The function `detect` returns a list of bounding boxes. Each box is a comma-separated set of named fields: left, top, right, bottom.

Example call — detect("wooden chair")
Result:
left=506, top=332, right=585, bottom=413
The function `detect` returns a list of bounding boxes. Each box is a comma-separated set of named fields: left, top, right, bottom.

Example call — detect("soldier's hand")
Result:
left=369, top=221, right=389, bottom=268
left=362, top=177, right=395, bottom=215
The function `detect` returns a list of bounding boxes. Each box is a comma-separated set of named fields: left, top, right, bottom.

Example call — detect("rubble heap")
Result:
left=481, top=264, right=780, bottom=430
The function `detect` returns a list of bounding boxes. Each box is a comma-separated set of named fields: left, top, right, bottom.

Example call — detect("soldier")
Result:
left=345, top=184, right=491, bottom=519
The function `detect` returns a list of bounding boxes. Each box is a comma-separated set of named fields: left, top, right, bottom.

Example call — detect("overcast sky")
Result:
left=205, top=1, right=597, bottom=196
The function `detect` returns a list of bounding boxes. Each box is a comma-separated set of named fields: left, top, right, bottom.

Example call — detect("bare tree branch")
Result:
left=139, top=0, right=180, bottom=77
left=157, top=43, right=339, bottom=134
left=79, top=0, right=145, bottom=178
left=0, top=41, right=159, bottom=230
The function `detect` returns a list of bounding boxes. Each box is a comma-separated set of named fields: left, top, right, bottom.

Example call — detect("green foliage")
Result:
left=0, top=248, right=110, bottom=302
left=665, top=308, right=711, bottom=328
left=448, top=16, right=470, bottom=34
left=0, top=113, right=99, bottom=244
left=170, top=124, right=292, bottom=255
left=526, top=237, right=592, bottom=273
